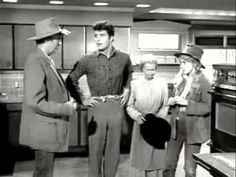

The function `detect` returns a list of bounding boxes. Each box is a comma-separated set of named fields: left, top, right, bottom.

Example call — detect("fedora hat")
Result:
left=27, top=17, right=70, bottom=40
left=140, top=114, right=171, bottom=149
left=174, top=44, right=205, bottom=68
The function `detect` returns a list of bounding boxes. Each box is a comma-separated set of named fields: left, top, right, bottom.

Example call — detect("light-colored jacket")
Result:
left=126, top=76, right=169, bottom=170
left=19, top=49, right=74, bottom=152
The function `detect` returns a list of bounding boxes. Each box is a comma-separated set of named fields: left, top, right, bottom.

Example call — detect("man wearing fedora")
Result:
left=163, top=44, right=211, bottom=177
left=19, top=17, right=77, bottom=177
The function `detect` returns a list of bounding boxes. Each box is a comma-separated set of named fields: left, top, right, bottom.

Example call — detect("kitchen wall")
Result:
left=1, top=6, right=234, bottom=100
left=0, top=20, right=185, bottom=100
left=0, top=71, right=23, bottom=102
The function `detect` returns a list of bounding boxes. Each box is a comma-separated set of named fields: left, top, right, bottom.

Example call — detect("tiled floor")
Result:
left=1, top=144, right=212, bottom=177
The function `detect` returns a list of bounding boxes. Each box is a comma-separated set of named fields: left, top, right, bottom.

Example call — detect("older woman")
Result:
left=126, top=54, right=169, bottom=177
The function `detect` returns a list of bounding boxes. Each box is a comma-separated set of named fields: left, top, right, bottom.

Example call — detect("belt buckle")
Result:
left=100, top=95, right=120, bottom=102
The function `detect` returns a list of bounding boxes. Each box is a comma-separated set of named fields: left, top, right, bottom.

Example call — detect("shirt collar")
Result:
left=96, top=46, right=116, bottom=58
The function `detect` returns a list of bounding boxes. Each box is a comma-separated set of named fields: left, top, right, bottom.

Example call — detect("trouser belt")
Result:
left=93, top=95, right=120, bottom=102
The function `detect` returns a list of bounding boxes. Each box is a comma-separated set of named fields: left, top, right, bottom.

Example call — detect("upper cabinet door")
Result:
left=14, top=25, right=35, bottom=69
left=86, top=27, right=130, bottom=54
left=113, top=27, right=130, bottom=53
left=0, top=25, right=13, bottom=69
left=63, top=26, right=85, bottom=69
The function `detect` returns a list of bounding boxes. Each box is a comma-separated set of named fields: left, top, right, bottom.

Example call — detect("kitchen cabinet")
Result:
left=0, top=103, right=21, bottom=174
left=0, top=25, right=13, bottom=69
left=14, top=25, right=35, bottom=69
left=0, top=103, right=22, bottom=145
left=0, top=24, right=130, bottom=70
left=63, top=26, right=85, bottom=69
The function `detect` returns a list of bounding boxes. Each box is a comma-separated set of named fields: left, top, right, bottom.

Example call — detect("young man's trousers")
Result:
left=87, top=98, right=124, bottom=177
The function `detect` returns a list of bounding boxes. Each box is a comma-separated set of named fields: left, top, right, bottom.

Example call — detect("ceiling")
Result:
left=0, top=0, right=235, bottom=22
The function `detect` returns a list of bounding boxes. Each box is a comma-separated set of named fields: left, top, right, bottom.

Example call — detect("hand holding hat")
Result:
left=140, top=113, right=171, bottom=149
left=136, top=115, right=146, bottom=124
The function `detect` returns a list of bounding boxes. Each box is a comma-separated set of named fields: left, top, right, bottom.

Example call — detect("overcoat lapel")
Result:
left=49, top=64, right=65, bottom=88
left=37, top=49, right=69, bottom=100
left=49, top=64, right=70, bottom=100
left=175, top=79, right=187, bottom=96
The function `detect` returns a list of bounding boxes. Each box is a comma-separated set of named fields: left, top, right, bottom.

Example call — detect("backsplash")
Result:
left=0, top=71, right=23, bottom=102
left=0, top=65, right=178, bottom=102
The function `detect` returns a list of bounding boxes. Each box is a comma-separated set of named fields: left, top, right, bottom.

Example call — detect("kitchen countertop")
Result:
left=193, top=153, right=236, bottom=177
left=0, top=96, right=23, bottom=104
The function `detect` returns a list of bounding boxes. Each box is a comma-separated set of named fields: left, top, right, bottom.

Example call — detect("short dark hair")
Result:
left=92, top=21, right=115, bottom=37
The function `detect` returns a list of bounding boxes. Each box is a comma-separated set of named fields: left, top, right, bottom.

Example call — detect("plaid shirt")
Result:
left=66, top=48, right=133, bottom=102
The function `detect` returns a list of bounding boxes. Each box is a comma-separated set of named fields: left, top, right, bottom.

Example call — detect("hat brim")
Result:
left=27, top=28, right=70, bottom=41
left=140, top=114, right=171, bottom=149
left=174, top=52, right=205, bottom=69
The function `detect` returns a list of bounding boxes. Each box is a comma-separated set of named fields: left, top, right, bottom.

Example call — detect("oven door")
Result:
left=210, top=91, right=236, bottom=152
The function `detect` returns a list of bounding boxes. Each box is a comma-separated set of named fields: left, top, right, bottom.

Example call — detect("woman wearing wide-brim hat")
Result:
left=163, top=44, right=211, bottom=177
left=126, top=54, right=169, bottom=177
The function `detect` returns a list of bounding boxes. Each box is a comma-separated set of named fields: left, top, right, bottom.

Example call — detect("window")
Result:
left=195, top=36, right=224, bottom=46
left=138, top=33, right=180, bottom=51
left=227, top=36, right=236, bottom=47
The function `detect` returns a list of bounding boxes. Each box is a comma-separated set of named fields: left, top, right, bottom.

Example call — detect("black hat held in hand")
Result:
left=140, top=113, right=171, bottom=149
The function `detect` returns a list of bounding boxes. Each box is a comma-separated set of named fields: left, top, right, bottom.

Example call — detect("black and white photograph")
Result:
left=0, top=0, right=235, bottom=177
